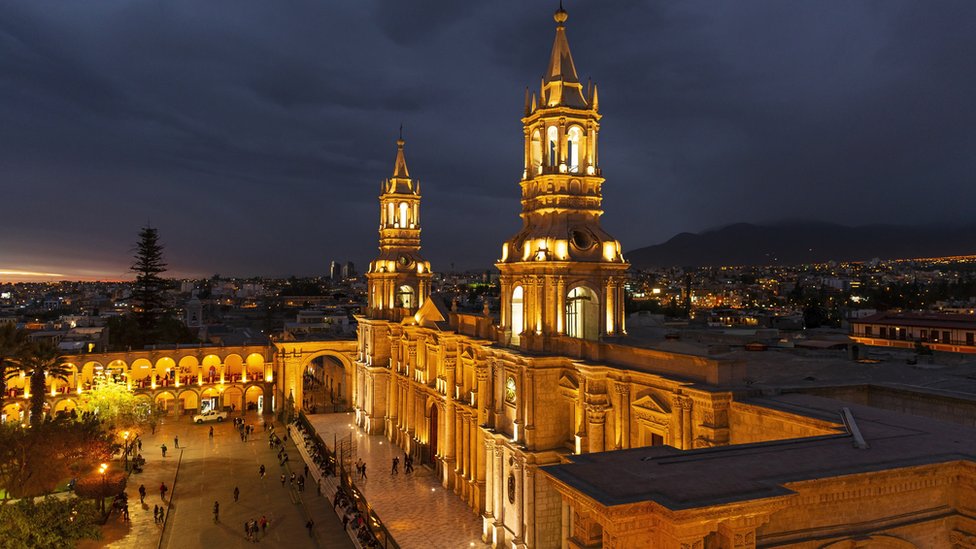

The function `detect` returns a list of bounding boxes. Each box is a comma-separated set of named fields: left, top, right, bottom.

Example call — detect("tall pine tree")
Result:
left=131, top=226, right=168, bottom=338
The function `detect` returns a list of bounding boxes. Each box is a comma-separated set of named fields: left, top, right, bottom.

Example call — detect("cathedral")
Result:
left=349, top=7, right=976, bottom=549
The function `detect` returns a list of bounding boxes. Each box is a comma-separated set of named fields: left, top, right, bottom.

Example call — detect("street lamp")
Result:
left=122, top=431, right=130, bottom=470
left=98, top=463, right=108, bottom=515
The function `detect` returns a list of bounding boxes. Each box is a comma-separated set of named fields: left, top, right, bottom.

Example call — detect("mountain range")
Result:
left=625, top=222, right=976, bottom=269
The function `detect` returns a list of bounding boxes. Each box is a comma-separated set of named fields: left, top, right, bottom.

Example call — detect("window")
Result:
left=567, top=126, right=582, bottom=173
left=510, top=286, right=524, bottom=343
left=547, top=126, right=558, bottom=167
left=386, top=202, right=394, bottom=227
left=864, top=326, right=873, bottom=337
left=399, top=202, right=409, bottom=228
left=566, top=286, right=599, bottom=340
left=530, top=130, right=542, bottom=174
left=879, top=327, right=887, bottom=339
left=505, top=375, right=517, bottom=405
left=397, top=285, right=415, bottom=309
left=967, top=332, right=974, bottom=346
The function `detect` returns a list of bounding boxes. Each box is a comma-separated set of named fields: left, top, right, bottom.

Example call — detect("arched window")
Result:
left=397, top=285, right=415, bottom=309
left=566, top=286, right=599, bottom=340
left=547, top=126, right=558, bottom=168
left=387, top=202, right=395, bottom=227
left=511, top=286, right=525, bottom=344
left=530, top=130, right=542, bottom=174
left=567, top=126, right=582, bottom=173
left=399, top=202, right=409, bottom=228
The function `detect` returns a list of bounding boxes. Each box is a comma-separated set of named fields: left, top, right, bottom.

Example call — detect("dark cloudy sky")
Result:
left=2, top=1, right=974, bottom=280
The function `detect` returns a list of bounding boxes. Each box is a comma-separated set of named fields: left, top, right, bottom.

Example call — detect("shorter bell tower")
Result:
left=366, top=134, right=432, bottom=321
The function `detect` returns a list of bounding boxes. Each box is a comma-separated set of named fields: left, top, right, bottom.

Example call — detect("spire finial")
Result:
left=554, top=1, right=568, bottom=24
left=399, top=123, right=403, bottom=141
left=393, top=129, right=409, bottom=178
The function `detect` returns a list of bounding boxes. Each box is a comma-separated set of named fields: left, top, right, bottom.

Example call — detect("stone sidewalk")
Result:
left=307, top=412, right=489, bottom=549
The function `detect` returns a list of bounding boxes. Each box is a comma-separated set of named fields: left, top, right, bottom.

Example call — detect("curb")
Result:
left=156, top=447, right=184, bottom=549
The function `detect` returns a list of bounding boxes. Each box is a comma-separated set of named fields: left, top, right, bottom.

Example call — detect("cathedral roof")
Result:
left=393, top=136, right=409, bottom=178
left=543, top=6, right=588, bottom=109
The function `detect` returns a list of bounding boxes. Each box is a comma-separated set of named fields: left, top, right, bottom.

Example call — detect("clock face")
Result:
left=398, top=254, right=410, bottom=266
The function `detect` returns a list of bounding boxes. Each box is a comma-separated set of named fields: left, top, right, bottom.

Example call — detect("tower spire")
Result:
left=543, top=3, right=586, bottom=108
left=393, top=128, right=409, bottom=178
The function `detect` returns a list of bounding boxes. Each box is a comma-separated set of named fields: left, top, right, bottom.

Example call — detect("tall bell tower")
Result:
left=497, top=6, right=628, bottom=349
left=366, top=134, right=432, bottom=321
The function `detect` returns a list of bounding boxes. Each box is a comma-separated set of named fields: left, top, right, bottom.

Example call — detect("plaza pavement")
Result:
left=307, top=412, right=490, bottom=549
left=84, top=412, right=352, bottom=549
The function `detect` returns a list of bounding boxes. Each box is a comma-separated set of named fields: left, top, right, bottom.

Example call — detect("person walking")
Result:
left=137, top=438, right=142, bottom=452
left=391, top=456, right=399, bottom=475
left=153, top=504, right=160, bottom=524
left=213, top=501, right=219, bottom=523
left=209, top=426, right=214, bottom=438
left=290, top=472, right=296, bottom=486
left=280, top=473, right=286, bottom=487
left=360, top=462, right=367, bottom=480
left=305, top=519, right=314, bottom=537
left=161, top=443, right=167, bottom=457
left=244, top=520, right=252, bottom=541
left=159, top=482, right=168, bottom=500
left=259, top=515, right=268, bottom=535
left=259, top=464, right=266, bottom=478
left=174, top=436, right=179, bottom=449
left=233, top=486, right=240, bottom=502
left=304, top=464, right=309, bottom=477
left=138, top=484, right=146, bottom=503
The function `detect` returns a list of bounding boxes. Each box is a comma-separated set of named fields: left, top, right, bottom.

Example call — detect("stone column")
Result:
left=682, top=398, right=693, bottom=450
left=512, top=457, right=524, bottom=547
left=483, top=437, right=496, bottom=542
left=556, top=276, right=566, bottom=334
left=718, top=522, right=758, bottom=549
left=524, top=369, right=535, bottom=449
left=616, top=381, right=631, bottom=449
left=493, top=444, right=505, bottom=547
left=560, top=500, right=570, bottom=549
left=523, top=465, right=535, bottom=548
left=586, top=404, right=607, bottom=453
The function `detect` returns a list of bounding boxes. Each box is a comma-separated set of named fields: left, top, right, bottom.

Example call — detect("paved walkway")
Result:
left=80, top=412, right=352, bottom=548
left=307, top=412, right=489, bottom=549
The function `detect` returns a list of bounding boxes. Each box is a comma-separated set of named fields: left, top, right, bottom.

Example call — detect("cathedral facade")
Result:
left=350, top=7, right=976, bottom=549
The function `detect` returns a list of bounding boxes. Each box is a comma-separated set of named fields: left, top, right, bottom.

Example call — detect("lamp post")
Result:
left=98, top=463, right=108, bottom=515
left=122, top=431, right=130, bottom=470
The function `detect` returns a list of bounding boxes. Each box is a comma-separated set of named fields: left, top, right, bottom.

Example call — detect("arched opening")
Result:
left=2, top=403, right=24, bottom=423
left=567, top=126, right=582, bottom=173
left=53, top=398, right=77, bottom=416
left=155, top=357, right=176, bottom=386
left=222, top=354, right=242, bottom=382
left=201, top=355, right=221, bottom=384
left=244, top=385, right=264, bottom=414
left=177, top=356, right=198, bottom=385
left=399, top=202, right=409, bottom=228
left=178, top=390, right=198, bottom=415
left=566, top=286, right=600, bottom=341
left=547, top=126, right=558, bottom=167
left=510, top=286, right=525, bottom=345
left=131, top=359, right=152, bottom=388
left=155, top=392, right=175, bottom=414
left=245, top=353, right=265, bottom=380
left=428, top=404, right=439, bottom=464
left=223, top=387, right=244, bottom=414
left=201, top=388, right=221, bottom=414
left=397, top=285, right=416, bottom=309
left=305, top=354, right=350, bottom=412
left=105, top=360, right=126, bottom=385
left=530, top=129, right=542, bottom=174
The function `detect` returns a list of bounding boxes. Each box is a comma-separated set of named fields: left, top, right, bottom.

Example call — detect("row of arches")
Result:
left=528, top=124, right=590, bottom=175
left=1, top=385, right=268, bottom=423
left=382, top=200, right=419, bottom=229
left=510, top=284, right=599, bottom=342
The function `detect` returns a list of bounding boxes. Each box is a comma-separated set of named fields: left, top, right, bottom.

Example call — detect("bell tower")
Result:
left=366, top=133, right=432, bottom=321
left=497, top=6, right=628, bottom=349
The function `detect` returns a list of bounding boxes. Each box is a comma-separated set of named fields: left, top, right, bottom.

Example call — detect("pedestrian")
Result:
left=233, top=486, right=240, bottom=502
left=138, top=484, right=146, bottom=503
left=153, top=504, right=160, bottom=524
left=122, top=503, right=130, bottom=521
left=209, top=426, right=214, bottom=438
left=305, top=519, right=314, bottom=537
left=174, top=436, right=179, bottom=449
left=391, top=456, right=399, bottom=474
left=290, top=472, right=296, bottom=486
left=240, top=431, right=245, bottom=442
left=356, top=458, right=363, bottom=476
left=298, top=476, right=304, bottom=492
left=360, top=462, right=367, bottom=480
left=280, top=474, right=286, bottom=487
left=213, top=501, right=220, bottom=523
left=137, top=438, right=142, bottom=452
left=244, top=521, right=251, bottom=541
left=159, top=482, right=168, bottom=500
left=161, top=444, right=167, bottom=457
left=304, top=464, right=309, bottom=477
left=260, top=515, right=267, bottom=535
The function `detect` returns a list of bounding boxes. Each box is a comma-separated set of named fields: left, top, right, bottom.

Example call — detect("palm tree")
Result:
left=0, top=323, right=27, bottom=410
left=21, top=340, right=70, bottom=425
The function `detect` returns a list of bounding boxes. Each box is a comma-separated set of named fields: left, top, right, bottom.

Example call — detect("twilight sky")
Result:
left=1, top=1, right=974, bottom=281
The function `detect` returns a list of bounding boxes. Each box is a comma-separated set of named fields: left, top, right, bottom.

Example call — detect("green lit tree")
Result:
left=0, top=495, right=102, bottom=547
